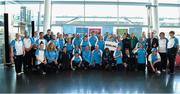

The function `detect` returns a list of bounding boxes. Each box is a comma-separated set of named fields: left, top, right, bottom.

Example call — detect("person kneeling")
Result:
left=35, top=42, right=47, bottom=75
left=113, top=46, right=125, bottom=71
left=45, top=42, right=59, bottom=73
left=71, top=52, right=82, bottom=71
left=148, top=48, right=161, bottom=74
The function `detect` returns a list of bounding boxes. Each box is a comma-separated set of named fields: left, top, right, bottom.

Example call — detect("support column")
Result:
left=43, top=0, right=51, bottom=33
left=152, top=0, right=159, bottom=36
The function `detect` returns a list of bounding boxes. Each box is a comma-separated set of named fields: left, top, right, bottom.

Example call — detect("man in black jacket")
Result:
left=44, top=29, right=52, bottom=42
left=146, top=32, right=159, bottom=55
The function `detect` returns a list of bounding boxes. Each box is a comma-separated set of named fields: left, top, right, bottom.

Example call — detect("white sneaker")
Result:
left=20, top=72, right=24, bottom=74
left=162, top=69, right=166, bottom=72
left=42, top=72, right=46, bottom=75
left=72, top=68, right=75, bottom=71
left=16, top=73, right=22, bottom=76
left=156, top=71, right=161, bottom=74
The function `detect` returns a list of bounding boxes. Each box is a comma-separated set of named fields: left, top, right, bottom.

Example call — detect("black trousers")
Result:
left=159, top=52, right=167, bottom=70
left=83, top=61, right=90, bottom=69
left=167, top=48, right=177, bottom=73
left=137, top=63, right=145, bottom=71
left=46, top=62, right=58, bottom=72
left=94, top=64, right=102, bottom=70
left=24, top=50, right=32, bottom=71
left=14, top=55, right=24, bottom=73
left=148, top=62, right=161, bottom=72
left=72, top=61, right=81, bottom=70
left=36, top=63, right=46, bottom=73
left=31, top=48, right=36, bottom=66
left=116, top=64, right=125, bottom=71
left=102, top=60, right=110, bottom=69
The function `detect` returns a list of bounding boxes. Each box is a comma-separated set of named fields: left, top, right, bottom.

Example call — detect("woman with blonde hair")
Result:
left=45, top=42, right=59, bottom=73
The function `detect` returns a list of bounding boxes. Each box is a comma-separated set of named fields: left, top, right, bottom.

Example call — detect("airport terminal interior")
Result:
left=1, top=0, right=180, bottom=93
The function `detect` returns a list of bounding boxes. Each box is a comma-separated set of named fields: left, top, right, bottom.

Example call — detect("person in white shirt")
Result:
left=10, top=33, right=25, bottom=76
left=35, top=41, right=47, bottom=75
left=167, top=31, right=179, bottom=74
left=158, top=32, right=168, bottom=72
left=23, top=32, right=33, bottom=72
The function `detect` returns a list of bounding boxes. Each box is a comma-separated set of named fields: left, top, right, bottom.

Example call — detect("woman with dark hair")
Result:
left=102, top=48, right=113, bottom=70
left=59, top=46, right=71, bottom=70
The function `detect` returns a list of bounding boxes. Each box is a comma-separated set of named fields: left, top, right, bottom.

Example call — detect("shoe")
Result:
left=42, top=72, right=46, bottom=75
left=162, top=69, right=166, bottom=72
left=20, top=72, right=24, bottom=74
left=156, top=71, right=161, bottom=74
left=16, top=72, right=22, bottom=76
left=72, top=68, right=75, bottom=71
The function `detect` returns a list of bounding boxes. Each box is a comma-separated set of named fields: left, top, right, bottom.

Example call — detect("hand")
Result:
left=10, top=57, right=14, bottom=64
left=54, top=60, right=58, bottom=65
left=78, top=64, right=81, bottom=67
left=23, top=51, right=25, bottom=56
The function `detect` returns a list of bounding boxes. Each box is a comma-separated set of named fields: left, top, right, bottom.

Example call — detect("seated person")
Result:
left=102, top=48, right=113, bottom=70
left=113, top=46, right=125, bottom=71
left=82, top=46, right=92, bottom=70
left=35, top=42, right=47, bottom=75
left=71, top=52, right=83, bottom=71
left=148, top=48, right=161, bottom=74
left=92, top=45, right=103, bottom=70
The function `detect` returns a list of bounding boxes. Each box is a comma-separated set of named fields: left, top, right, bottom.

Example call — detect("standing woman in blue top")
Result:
left=92, top=45, right=103, bottom=70
left=57, top=34, right=65, bottom=52
left=45, top=42, right=59, bottom=73
left=10, top=33, right=25, bottom=76
left=82, top=46, right=92, bottom=70
left=96, top=35, right=105, bottom=52
left=71, top=52, right=83, bottom=71
left=89, top=32, right=98, bottom=51
left=72, top=34, right=82, bottom=48
left=80, top=35, right=91, bottom=52
left=23, top=32, right=34, bottom=72
left=113, top=46, right=124, bottom=71
left=35, top=41, right=47, bottom=75
left=167, top=31, right=179, bottom=74
left=133, top=43, right=147, bottom=71
left=65, top=39, right=74, bottom=58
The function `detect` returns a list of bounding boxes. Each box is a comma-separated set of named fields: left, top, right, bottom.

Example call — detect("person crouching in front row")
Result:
left=113, top=46, right=125, bottom=71
left=35, top=41, right=47, bottom=75
left=92, top=45, right=103, bottom=70
left=82, top=46, right=92, bottom=70
left=71, top=52, right=82, bottom=71
left=148, top=48, right=161, bottom=74
left=102, top=48, right=113, bottom=70
left=45, top=42, right=59, bottom=73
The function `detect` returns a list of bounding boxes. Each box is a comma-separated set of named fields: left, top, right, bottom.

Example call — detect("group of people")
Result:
left=10, top=29, right=179, bottom=75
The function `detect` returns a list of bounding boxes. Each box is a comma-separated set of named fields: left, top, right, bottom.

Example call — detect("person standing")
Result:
left=23, top=32, right=33, bottom=72
left=89, top=32, right=98, bottom=51
left=10, top=33, right=25, bottom=76
left=167, top=31, right=179, bottom=74
left=158, top=32, right=168, bottom=72
left=44, top=29, right=52, bottom=42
